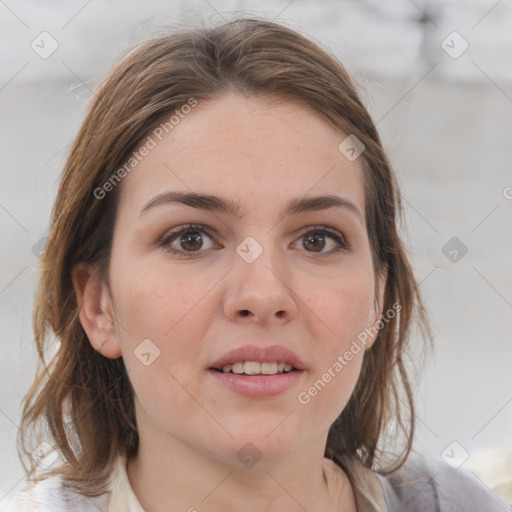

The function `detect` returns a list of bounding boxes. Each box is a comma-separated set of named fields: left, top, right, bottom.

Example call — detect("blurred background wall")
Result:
left=1, top=0, right=511, bottom=503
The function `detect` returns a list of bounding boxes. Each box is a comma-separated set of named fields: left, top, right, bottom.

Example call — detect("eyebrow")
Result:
left=140, top=191, right=363, bottom=224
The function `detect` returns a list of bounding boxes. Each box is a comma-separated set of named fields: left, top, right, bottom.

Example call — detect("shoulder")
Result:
left=1, top=475, right=109, bottom=512
left=375, top=454, right=510, bottom=511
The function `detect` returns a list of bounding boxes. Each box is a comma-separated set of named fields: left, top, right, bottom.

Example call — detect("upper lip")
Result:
left=209, top=344, right=306, bottom=370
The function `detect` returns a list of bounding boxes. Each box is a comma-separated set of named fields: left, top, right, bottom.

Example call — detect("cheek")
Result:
left=110, top=263, right=212, bottom=434
left=296, top=270, right=373, bottom=417
left=109, top=256, right=218, bottom=383
left=309, top=269, right=375, bottom=352
left=296, top=325, right=366, bottom=435
left=112, top=258, right=218, bottom=341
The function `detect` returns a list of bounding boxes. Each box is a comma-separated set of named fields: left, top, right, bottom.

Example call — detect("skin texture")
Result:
left=73, top=93, right=386, bottom=512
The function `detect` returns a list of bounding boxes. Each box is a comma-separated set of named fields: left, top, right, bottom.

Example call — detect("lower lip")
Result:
left=208, top=369, right=305, bottom=397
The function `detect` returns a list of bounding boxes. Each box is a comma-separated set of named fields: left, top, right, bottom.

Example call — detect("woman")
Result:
left=4, top=16, right=505, bottom=512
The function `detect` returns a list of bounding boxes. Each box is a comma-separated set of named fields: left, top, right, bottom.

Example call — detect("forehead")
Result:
left=116, top=93, right=365, bottom=218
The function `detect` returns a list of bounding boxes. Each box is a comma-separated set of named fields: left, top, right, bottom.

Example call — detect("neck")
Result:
left=126, top=430, right=357, bottom=512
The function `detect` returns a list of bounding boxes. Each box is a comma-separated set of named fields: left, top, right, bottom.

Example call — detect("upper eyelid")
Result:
left=159, top=223, right=214, bottom=242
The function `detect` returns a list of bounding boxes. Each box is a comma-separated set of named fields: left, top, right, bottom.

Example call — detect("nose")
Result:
left=222, top=241, right=298, bottom=325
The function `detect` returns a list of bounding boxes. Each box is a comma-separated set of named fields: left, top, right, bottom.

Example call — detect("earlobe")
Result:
left=72, top=263, right=123, bottom=359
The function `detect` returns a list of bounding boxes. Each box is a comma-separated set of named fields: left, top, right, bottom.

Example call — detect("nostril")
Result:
left=239, top=310, right=250, bottom=317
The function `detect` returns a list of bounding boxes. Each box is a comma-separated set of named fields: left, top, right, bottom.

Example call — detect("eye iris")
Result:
left=180, top=231, right=203, bottom=251
left=303, top=233, right=325, bottom=252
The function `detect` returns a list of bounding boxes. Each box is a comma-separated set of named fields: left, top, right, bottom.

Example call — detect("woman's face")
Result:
left=91, top=93, right=385, bottom=466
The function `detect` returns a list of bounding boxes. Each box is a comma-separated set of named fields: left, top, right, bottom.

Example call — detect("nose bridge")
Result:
left=223, top=232, right=297, bottom=323
left=236, top=233, right=288, bottom=293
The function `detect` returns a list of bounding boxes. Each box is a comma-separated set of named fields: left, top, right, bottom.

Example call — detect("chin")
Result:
left=208, top=426, right=304, bottom=469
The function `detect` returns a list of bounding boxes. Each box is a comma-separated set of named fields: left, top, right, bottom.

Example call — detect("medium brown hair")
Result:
left=18, top=16, right=432, bottom=496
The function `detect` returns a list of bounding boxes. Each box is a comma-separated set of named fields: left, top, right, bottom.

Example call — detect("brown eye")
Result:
left=296, top=227, right=347, bottom=256
left=303, top=232, right=327, bottom=252
left=178, top=230, right=204, bottom=252
left=159, top=225, right=216, bottom=257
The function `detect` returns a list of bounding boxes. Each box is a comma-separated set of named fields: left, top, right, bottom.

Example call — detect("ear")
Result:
left=364, top=269, right=388, bottom=350
left=71, top=263, right=122, bottom=359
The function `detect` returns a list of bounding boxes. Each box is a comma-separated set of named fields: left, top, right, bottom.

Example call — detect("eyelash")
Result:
left=158, top=223, right=348, bottom=259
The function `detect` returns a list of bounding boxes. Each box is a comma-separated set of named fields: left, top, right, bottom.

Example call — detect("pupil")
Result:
left=304, top=233, right=325, bottom=252
left=181, top=232, right=203, bottom=251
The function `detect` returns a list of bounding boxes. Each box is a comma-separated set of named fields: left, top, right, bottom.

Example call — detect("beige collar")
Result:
left=323, top=455, right=388, bottom=512
left=107, top=451, right=145, bottom=512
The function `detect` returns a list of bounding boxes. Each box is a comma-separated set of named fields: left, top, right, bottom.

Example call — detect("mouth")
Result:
left=208, top=361, right=305, bottom=397
left=209, top=361, right=302, bottom=376
left=209, top=344, right=306, bottom=374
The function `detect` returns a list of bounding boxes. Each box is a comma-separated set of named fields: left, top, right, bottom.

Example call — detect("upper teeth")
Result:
left=221, top=362, right=295, bottom=375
